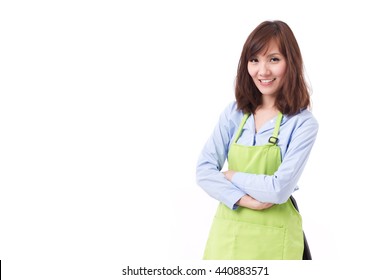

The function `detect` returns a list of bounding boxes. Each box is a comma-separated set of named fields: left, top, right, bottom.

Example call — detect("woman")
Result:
left=196, top=20, right=318, bottom=260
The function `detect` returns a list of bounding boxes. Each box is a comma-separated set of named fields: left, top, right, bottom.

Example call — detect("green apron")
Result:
left=203, top=112, right=304, bottom=260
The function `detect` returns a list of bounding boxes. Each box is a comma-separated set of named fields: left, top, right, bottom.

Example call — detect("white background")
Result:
left=1, top=0, right=389, bottom=279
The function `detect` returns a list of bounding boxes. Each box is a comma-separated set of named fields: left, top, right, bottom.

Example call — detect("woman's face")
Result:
left=247, top=40, right=287, bottom=97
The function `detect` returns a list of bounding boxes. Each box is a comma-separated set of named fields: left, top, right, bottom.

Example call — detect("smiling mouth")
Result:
left=259, top=78, right=276, bottom=83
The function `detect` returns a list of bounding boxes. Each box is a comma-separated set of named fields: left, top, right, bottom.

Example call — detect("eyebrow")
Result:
left=267, top=52, right=282, bottom=57
left=255, top=51, right=282, bottom=58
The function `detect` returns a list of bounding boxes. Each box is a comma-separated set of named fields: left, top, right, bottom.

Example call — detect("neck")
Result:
left=260, top=96, right=276, bottom=110
left=259, top=104, right=276, bottom=110
left=257, top=101, right=277, bottom=112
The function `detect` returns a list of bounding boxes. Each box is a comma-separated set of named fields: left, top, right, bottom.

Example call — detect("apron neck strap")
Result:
left=268, top=112, right=283, bottom=145
left=233, top=113, right=250, bottom=144
left=233, top=112, right=283, bottom=145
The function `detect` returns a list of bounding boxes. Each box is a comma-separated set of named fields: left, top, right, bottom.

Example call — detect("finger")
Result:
left=261, top=203, right=273, bottom=209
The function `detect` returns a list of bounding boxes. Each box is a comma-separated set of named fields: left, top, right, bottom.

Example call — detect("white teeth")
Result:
left=260, top=79, right=275, bottom=82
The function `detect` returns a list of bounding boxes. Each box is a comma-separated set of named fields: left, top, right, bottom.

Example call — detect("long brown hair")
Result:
left=235, top=20, right=310, bottom=115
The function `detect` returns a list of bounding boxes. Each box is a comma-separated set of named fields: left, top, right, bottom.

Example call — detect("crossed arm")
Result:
left=223, top=170, right=274, bottom=210
left=196, top=104, right=319, bottom=211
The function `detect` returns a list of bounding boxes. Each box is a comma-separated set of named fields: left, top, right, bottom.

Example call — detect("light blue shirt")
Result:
left=196, top=101, right=319, bottom=210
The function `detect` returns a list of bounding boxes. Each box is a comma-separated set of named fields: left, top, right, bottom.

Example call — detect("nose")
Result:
left=258, top=62, right=270, bottom=77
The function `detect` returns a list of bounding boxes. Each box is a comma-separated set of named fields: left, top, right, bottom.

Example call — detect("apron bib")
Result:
left=203, top=112, right=304, bottom=260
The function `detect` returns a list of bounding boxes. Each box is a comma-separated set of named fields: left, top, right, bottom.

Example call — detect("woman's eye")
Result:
left=249, top=58, right=258, bottom=63
left=270, top=57, right=280, bottom=62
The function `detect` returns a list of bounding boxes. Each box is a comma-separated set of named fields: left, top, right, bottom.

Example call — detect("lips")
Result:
left=259, top=78, right=276, bottom=85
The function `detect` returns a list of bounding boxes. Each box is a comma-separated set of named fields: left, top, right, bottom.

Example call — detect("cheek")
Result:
left=247, top=65, right=257, bottom=78
left=276, top=64, right=287, bottom=78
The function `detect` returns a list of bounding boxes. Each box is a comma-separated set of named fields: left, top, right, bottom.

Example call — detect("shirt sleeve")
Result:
left=230, top=115, right=319, bottom=204
left=196, top=103, right=247, bottom=210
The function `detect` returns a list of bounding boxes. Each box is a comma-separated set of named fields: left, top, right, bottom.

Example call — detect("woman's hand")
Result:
left=237, top=195, right=274, bottom=210
left=223, top=171, right=274, bottom=210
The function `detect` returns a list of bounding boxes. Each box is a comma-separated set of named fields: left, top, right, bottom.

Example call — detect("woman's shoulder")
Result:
left=216, top=101, right=246, bottom=133
left=221, top=101, right=244, bottom=121
left=284, top=108, right=318, bottom=129
left=223, top=100, right=239, bottom=113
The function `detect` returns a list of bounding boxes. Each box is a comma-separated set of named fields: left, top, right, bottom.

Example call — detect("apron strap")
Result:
left=268, top=112, right=283, bottom=145
left=234, top=112, right=283, bottom=145
left=233, top=113, right=250, bottom=144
